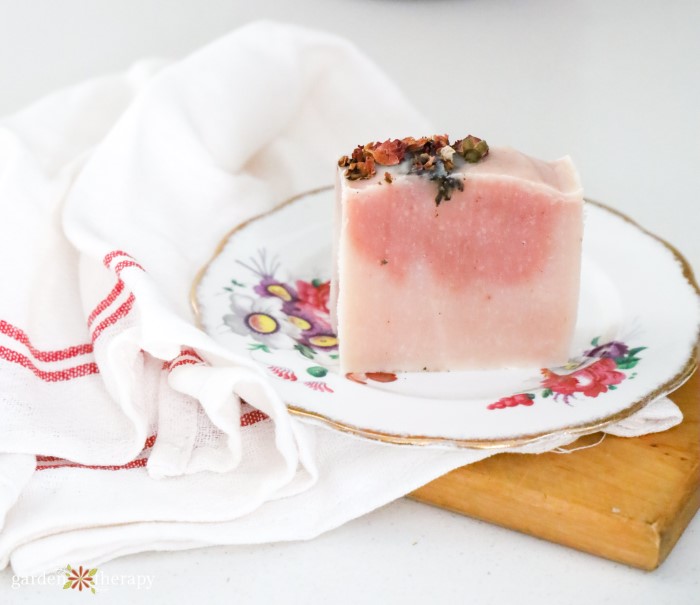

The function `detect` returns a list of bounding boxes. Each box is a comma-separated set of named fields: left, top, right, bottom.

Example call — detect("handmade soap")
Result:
left=331, top=135, right=583, bottom=373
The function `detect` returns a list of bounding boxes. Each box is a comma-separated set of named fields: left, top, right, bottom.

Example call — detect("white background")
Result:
left=0, top=1, right=698, bottom=603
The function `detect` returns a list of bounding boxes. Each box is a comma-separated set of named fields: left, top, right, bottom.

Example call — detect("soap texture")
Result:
left=332, top=138, right=584, bottom=373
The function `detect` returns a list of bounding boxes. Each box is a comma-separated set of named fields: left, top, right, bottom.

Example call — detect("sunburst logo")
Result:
left=63, top=565, right=98, bottom=594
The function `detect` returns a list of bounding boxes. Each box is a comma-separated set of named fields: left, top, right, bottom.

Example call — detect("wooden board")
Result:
left=409, top=364, right=699, bottom=570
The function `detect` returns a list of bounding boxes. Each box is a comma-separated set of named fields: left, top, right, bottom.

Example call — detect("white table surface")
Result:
left=0, top=1, right=698, bottom=603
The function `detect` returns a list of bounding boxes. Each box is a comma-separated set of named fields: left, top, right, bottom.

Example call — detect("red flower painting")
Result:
left=572, top=358, right=626, bottom=397
left=487, top=393, right=535, bottom=410
left=296, top=279, right=330, bottom=314
left=488, top=338, right=644, bottom=410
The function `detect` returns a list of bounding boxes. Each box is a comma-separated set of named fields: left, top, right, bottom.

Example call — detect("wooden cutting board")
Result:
left=409, top=364, right=699, bottom=570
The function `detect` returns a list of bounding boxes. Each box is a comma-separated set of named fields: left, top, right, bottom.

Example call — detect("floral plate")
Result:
left=192, top=187, right=700, bottom=448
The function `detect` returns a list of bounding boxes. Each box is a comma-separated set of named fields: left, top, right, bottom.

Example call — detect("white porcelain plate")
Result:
left=192, top=187, right=699, bottom=448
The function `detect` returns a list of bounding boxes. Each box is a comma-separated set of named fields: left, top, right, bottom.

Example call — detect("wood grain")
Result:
left=409, top=365, right=699, bottom=570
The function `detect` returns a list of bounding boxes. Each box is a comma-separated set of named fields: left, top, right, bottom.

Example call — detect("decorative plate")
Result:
left=191, top=187, right=699, bottom=448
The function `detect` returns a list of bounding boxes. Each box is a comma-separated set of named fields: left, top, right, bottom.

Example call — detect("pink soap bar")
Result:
left=332, top=137, right=583, bottom=373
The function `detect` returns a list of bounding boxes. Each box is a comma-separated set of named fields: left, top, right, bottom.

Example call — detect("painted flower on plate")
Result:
left=585, top=340, right=629, bottom=359
left=487, top=393, right=536, bottom=410
left=540, top=370, right=580, bottom=398
left=295, top=279, right=331, bottom=314
left=541, top=357, right=625, bottom=400
left=254, top=277, right=297, bottom=303
left=302, top=332, right=339, bottom=352
left=571, top=357, right=626, bottom=397
left=282, top=302, right=332, bottom=335
left=224, top=295, right=300, bottom=349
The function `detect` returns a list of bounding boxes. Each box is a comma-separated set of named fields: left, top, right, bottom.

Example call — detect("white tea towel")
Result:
left=0, top=21, right=684, bottom=576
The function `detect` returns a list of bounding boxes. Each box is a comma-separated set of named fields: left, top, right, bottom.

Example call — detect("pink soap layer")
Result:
left=333, top=147, right=583, bottom=373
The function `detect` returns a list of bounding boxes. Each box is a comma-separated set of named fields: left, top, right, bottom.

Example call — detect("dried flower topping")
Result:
left=433, top=175, right=464, bottom=205
left=412, top=152, right=436, bottom=173
left=338, top=145, right=377, bottom=180
left=454, top=135, right=489, bottom=163
left=402, top=136, right=430, bottom=152
left=338, top=133, right=489, bottom=204
left=439, top=145, right=456, bottom=163
left=366, top=139, right=406, bottom=165
left=430, top=134, right=450, bottom=150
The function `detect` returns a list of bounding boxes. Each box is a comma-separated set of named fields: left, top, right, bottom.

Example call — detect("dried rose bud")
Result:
left=402, top=136, right=430, bottom=153
left=366, top=139, right=406, bottom=165
left=351, top=145, right=366, bottom=163
left=432, top=134, right=449, bottom=149
left=345, top=155, right=376, bottom=180
left=455, top=135, right=489, bottom=163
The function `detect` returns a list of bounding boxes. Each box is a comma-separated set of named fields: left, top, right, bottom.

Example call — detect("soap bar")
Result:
left=331, top=135, right=584, bottom=373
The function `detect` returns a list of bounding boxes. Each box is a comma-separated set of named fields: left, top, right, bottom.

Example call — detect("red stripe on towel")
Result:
left=90, top=294, right=136, bottom=341
left=36, top=434, right=158, bottom=470
left=87, top=249, right=143, bottom=329
left=36, top=457, right=149, bottom=472
left=103, top=250, right=136, bottom=268
left=0, top=345, right=99, bottom=382
left=0, top=320, right=93, bottom=361
left=113, top=259, right=145, bottom=275
left=169, top=358, right=200, bottom=370
left=86, top=280, right=125, bottom=328
left=34, top=410, right=271, bottom=473
left=241, top=409, right=269, bottom=426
